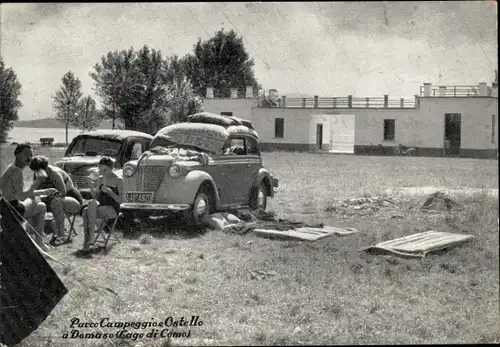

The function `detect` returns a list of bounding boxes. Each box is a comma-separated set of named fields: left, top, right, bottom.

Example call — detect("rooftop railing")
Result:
left=258, top=94, right=418, bottom=109
left=204, top=83, right=497, bottom=110
left=206, top=87, right=258, bottom=99
left=419, top=85, right=483, bottom=97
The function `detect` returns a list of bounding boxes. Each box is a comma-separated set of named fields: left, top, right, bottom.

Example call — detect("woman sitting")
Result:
left=29, top=156, right=83, bottom=245
left=78, top=156, right=123, bottom=257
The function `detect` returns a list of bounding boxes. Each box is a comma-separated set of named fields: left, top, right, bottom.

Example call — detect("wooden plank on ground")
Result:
left=359, top=230, right=475, bottom=258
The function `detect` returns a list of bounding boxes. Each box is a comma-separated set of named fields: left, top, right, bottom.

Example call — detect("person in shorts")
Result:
left=77, top=156, right=123, bottom=257
left=0, top=144, right=55, bottom=251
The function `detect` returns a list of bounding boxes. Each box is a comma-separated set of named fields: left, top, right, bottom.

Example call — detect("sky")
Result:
left=1, top=1, right=497, bottom=120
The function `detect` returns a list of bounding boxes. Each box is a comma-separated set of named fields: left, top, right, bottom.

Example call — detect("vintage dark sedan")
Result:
left=120, top=112, right=279, bottom=226
left=54, top=130, right=153, bottom=196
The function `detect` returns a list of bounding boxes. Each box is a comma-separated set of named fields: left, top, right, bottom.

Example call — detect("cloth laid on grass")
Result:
left=252, top=226, right=359, bottom=242
left=206, top=212, right=257, bottom=235
left=0, top=198, right=68, bottom=347
left=248, top=209, right=358, bottom=241
left=206, top=209, right=359, bottom=241
left=359, top=230, right=475, bottom=259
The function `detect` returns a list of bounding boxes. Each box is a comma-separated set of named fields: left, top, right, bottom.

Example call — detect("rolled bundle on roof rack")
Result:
left=187, top=112, right=240, bottom=127
left=155, top=122, right=230, bottom=154
left=187, top=112, right=256, bottom=131
left=227, top=116, right=255, bottom=130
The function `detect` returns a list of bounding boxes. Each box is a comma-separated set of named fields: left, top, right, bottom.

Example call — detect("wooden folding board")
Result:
left=360, top=230, right=475, bottom=258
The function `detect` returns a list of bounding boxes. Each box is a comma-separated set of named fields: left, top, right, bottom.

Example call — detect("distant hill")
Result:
left=13, top=117, right=124, bottom=130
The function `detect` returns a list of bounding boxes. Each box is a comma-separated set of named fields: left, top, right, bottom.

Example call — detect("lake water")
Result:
left=7, top=127, right=84, bottom=144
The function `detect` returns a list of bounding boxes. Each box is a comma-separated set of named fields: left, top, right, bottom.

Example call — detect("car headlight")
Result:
left=123, top=164, right=136, bottom=177
left=169, top=165, right=182, bottom=178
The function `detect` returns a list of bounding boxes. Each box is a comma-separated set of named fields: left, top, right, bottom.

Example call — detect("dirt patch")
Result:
left=325, top=196, right=411, bottom=218
left=383, top=186, right=499, bottom=198
left=420, top=191, right=463, bottom=212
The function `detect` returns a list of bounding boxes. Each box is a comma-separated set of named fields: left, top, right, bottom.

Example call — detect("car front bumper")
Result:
left=120, top=203, right=191, bottom=212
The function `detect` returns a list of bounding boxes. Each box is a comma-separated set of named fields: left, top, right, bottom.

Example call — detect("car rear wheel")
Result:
left=249, top=181, right=268, bottom=211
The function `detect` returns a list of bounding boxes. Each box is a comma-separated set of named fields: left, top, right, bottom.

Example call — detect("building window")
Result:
left=493, top=114, right=496, bottom=144
left=275, top=118, right=284, bottom=138
left=383, top=119, right=395, bottom=141
left=221, top=112, right=233, bottom=117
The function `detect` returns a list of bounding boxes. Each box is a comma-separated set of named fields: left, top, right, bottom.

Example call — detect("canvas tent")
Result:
left=0, top=198, right=67, bottom=346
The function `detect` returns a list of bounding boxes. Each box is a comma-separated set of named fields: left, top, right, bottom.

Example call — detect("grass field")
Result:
left=1, top=145, right=499, bottom=346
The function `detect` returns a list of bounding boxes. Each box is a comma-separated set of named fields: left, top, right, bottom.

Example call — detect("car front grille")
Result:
left=71, top=175, right=89, bottom=189
left=135, top=166, right=166, bottom=192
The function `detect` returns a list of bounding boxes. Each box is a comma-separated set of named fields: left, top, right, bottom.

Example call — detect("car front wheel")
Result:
left=186, top=189, right=212, bottom=227
left=249, top=181, right=268, bottom=211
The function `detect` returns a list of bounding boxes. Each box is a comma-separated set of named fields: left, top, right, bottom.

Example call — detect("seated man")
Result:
left=29, top=155, right=83, bottom=245
left=0, top=144, right=56, bottom=251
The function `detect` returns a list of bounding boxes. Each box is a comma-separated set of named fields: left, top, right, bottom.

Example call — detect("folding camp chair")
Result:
left=65, top=201, right=89, bottom=242
left=65, top=212, right=79, bottom=242
left=93, top=212, right=122, bottom=249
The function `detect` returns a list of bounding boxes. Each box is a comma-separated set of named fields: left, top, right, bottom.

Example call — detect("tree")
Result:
left=126, top=45, right=167, bottom=133
left=0, top=58, right=22, bottom=144
left=52, top=71, right=83, bottom=144
left=90, top=48, right=137, bottom=130
left=133, top=54, right=202, bottom=133
left=162, top=55, right=202, bottom=124
left=91, top=46, right=164, bottom=133
left=182, top=28, right=260, bottom=97
left=90, top=46, right=201, bottom=135
left=76, top=96, right=102, bottom=133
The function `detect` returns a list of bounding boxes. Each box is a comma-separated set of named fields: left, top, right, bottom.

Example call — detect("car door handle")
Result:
left=246, top=164, right=251, bottom=168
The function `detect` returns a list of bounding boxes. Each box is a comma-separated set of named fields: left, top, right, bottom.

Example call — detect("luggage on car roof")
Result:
left=187, top=112, right=255, bottom=130
left=232, top=117, right=255, bottom=130
left=187, top=112, right=238, bottom=126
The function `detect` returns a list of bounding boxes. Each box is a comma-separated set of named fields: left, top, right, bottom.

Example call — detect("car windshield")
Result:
left=67, top=137, right=122, bottom=157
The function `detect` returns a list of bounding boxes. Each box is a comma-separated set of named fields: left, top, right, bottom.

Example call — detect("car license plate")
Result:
left=126, top=192, right=153, bottom=203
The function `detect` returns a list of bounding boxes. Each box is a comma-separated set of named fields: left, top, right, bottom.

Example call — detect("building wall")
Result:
left=351, top=98, right=498, bottom=157
left=349, top=108, right=423, bottom=147
left=419, top=97, right=498, bottom=151
left=202, top=95, right=498, bottom=157
left=202, top=98, right=257, bottom=121
left=250, top=108, right=312, bottom=150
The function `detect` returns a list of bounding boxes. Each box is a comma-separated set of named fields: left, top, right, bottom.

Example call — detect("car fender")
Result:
left=251, top=168, right=275, bottom=197
left=156, top=170, right=221, bottom=208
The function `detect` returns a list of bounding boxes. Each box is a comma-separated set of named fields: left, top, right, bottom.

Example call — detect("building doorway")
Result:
left=316, top=124, right=323, bottom=150
left=444, top=113, right=461, bottom=156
